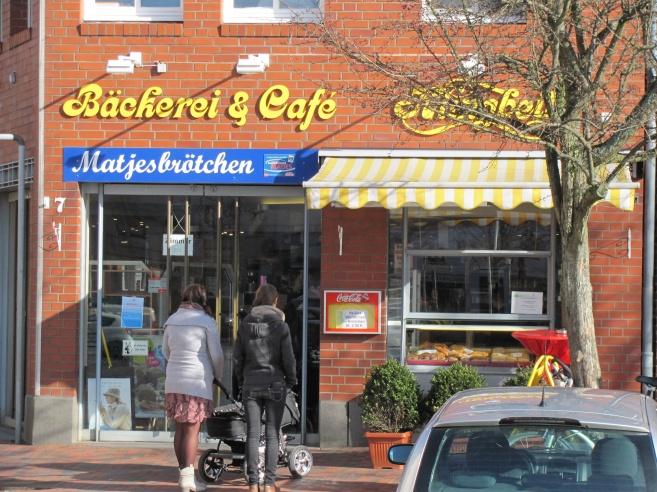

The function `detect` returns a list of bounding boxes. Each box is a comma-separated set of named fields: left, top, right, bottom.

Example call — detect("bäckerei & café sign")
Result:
left=61, top=83, right=337, bottom=131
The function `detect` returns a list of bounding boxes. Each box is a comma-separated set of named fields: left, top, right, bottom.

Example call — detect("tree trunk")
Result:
left=560, top=222, right=601, bottom=388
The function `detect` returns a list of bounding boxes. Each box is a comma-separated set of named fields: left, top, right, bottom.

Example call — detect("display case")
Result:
left=388, top=206, right=556, bottom=370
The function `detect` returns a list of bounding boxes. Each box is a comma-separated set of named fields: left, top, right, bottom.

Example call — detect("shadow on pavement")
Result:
left=304, top=448, right=374, bottom=469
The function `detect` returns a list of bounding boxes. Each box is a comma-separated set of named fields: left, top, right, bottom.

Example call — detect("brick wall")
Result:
left=319, top=207, right=388, bottom=402
left=590, top=190, right=645, bottom=391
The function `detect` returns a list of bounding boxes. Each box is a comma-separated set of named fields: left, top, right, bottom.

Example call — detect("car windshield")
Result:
left=414, top=425, right=657, bottom=492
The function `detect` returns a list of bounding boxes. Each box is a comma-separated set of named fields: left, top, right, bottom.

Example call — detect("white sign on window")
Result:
left=148, top=279, right=167, bottom=293
left=122, top=339, right=149, bottom=356
left=162, top=234, right=194, bottom=256
left=339, top=310, right=369, bottom=329
left=511, top=291, right=544, bottom=315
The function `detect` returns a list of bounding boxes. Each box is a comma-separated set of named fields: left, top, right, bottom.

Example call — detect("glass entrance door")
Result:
left=86, top=190, right=320, bottom=440
left=0, top=192, right=28, bottom=433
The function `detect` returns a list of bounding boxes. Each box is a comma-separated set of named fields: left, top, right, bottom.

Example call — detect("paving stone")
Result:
left=0, top=443, right=401, bottom=491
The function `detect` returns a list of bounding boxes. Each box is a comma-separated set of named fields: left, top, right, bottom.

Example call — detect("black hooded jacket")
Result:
left=233, top=304, right=297, bottom=391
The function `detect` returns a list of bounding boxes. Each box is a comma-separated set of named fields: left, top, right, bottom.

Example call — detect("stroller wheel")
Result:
left=287, top=445, right=313, bottom=478
left=198, top=449, right=225, bottom=483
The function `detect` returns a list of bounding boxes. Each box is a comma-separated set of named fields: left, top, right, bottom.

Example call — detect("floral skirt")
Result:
left=165, top=393, right=213, bottom=423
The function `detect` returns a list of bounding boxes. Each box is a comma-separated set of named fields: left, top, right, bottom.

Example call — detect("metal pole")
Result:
left=642, top=3, right=657, bottom=389
left=301, top=198, right=309, bottom=444
left=0, top=133, right=26, bottom=444
left=95, top=188, right=104, bottom=440
left=15, top=136, right=25, bottom=444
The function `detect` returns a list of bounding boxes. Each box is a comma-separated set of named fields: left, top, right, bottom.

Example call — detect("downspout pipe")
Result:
left=0, top=133, right=26, bottom=443
left=642, top=3, right=657, bottom=390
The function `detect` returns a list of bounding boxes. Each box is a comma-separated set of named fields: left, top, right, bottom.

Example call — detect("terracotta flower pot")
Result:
left=364, top=431, right=413, bottom=469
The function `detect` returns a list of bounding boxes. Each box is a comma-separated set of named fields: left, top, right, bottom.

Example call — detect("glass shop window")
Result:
left=401, top=206, right=554, bottom=367
left=83, top=0, right=182, bottom=22
left=223, top=0, right=321, bottom=24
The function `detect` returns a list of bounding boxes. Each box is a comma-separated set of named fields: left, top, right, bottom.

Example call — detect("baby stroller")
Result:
left=198, top=380, right=313, bottom=484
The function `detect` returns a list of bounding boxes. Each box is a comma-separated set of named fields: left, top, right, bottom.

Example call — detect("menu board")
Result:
left=323, top=290, right=381, bottom=334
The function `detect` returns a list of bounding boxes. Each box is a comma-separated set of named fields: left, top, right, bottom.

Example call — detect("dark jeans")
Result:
left=243, top=383, right=286, bottom=485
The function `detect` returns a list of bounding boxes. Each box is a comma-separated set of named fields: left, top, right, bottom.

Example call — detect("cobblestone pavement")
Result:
left=0, top=442, right=401, bottom=491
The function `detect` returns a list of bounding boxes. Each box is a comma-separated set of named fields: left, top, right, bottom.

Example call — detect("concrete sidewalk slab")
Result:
left=0, top=443, right=401, bottom=491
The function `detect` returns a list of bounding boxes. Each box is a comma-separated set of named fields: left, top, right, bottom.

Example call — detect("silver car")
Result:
left=389, top=387, right=657, bottom=491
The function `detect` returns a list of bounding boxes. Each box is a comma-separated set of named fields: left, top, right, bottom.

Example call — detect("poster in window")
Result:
left=323, top=290, right=381, bottom=334
left=87, top=378, right=132, bottom=431
left=511, top=291, right=544, bottom=315
left=121, top=296, right=144, bottom=329
left=131, top=335, right=167, bottom=419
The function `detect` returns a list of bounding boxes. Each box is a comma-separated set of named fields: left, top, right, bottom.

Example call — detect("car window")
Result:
left=414, top=425, right=657, bottom=491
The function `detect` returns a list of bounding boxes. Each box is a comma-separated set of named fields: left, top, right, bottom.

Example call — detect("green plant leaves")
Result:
left=360, top=359, right=421, bottom=433
left=422, top=363, right=486, bottom=421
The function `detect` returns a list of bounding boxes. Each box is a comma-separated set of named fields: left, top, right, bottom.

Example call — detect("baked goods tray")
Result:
left=406, top=360, right=530, bottom=367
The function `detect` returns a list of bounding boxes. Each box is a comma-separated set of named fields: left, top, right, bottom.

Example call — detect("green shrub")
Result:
left=361, top=359, right=421, bottom=433
left=422, top=363, right=486, bottom=420
left=502, top=366, right=533, bottom=387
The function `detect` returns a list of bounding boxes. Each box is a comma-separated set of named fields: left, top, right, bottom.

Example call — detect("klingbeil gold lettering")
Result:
left=393, top=80, right=551, bottom=140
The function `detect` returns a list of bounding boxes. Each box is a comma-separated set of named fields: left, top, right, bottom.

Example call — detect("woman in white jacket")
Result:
left=163, top=284, right=224, bottom=492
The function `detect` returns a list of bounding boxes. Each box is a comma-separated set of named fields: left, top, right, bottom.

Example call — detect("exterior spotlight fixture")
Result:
left=458, top=53, right=486, bottom=76
left=106, top=58, right=135, bottom=74
left=105, top=51, right=168, bottom=75
left=235, top=54, right=270, bottom=75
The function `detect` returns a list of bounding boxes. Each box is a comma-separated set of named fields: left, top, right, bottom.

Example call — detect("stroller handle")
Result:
left=213, top=378, right=240, bottom=406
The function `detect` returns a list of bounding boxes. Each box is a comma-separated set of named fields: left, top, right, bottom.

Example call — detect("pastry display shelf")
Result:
left=405, top=324, right=549, bottom=332
left=406, top=359, right=531, bottom=367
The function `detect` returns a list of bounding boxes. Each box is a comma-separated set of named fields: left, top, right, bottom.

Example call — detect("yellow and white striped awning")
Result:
left=303, top=157, right=638, bottom=211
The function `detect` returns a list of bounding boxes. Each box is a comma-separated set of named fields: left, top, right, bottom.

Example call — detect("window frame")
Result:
left=222, top=0, right=322, bottom=24
left=422, top=0, right=525, bottom=24
left=83, top=0, right=183, bottom=22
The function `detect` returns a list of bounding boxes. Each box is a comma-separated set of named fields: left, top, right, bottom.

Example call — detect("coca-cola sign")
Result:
left=335, top=292, right=370, bottom=303
left=324, top=290, right=381, bottom=335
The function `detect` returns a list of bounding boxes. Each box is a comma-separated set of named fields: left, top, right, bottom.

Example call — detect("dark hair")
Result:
left=181, top=284, right=207, bottom=307
left=253, top=283, right=278, bottom=307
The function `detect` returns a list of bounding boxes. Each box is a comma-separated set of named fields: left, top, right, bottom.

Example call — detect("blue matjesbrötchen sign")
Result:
left=63, top=147, right=318, bottom=184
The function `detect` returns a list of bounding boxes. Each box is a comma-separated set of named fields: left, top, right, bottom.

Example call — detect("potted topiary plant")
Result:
left=361, top=359, right=421, bottom=469
left=503, top=366, right=533, bottom=387
left=422, top=362, right=486, bottom=422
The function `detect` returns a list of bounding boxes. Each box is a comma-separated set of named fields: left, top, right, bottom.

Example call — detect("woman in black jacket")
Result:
left=233, top=283, right=297, bottom=492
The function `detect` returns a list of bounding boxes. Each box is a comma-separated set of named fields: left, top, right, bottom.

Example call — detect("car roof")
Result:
left=435, top=387, right=651, bottom=432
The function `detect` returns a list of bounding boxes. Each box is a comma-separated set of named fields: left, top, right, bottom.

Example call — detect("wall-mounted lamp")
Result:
left=458, top=53, right=486, bottom=76
left=106, top=51, right=167, bottom=75
left=236, top=54, right=270, bottom=75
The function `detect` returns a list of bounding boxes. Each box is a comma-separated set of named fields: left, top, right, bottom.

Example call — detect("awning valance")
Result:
left=303, top=157, right=638, bottom=211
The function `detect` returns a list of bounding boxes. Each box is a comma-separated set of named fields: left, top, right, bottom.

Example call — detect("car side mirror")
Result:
left=388, top=444, right=413, bottom=465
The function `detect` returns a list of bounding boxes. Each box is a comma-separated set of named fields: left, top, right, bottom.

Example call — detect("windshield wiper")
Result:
left=499, top=417, right=582, bottom=426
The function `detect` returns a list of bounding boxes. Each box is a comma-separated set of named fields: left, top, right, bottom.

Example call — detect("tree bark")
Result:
left=560, top=222, right=601, bottom=388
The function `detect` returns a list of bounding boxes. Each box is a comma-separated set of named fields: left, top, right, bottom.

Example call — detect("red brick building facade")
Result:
left=0, top=0, right=646, bottom=446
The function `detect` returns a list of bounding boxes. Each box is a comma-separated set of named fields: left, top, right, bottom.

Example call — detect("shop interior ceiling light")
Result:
left=236, top=54, right=270, bottom=74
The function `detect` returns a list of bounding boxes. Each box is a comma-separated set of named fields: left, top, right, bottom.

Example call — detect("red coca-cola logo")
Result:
left=336, top=292, right=369, bottom=303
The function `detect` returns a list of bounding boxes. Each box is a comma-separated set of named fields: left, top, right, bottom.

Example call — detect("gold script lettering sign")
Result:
left=61, top=83, right=338, bottom=131
left=393, top=80, right=550, bottom=139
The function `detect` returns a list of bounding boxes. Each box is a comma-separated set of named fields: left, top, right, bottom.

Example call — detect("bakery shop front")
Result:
left=305, top=149, right=637, bottom=389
